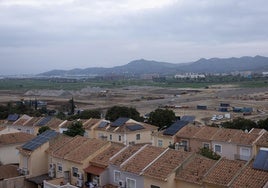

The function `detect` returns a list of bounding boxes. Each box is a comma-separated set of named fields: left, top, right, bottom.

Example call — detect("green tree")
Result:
left=63, top=121, right=85, bottom=137
left=105, top=106, right=141, bottom=121
left=148, top=108, right=176, bottom=129
left=78, top=109, right=101, bottom=119
left=199, top=147, right=221, bottom=160
left=69, top=97, right=75, bottom=115
left=57, top=111, right=66, bottom=120
left=257, top=118, right=268, bottom=131
left=221, top=117, right=257, bottom=131
left=38, top=126, right=51, bottom=135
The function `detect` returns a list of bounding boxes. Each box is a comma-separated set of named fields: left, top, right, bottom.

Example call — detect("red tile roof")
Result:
left=256, top=132, right=268, bottom=147
left=211, top=128, right=242, bottom=142
left=176, top=155, right=217, bottom=185
left=231, top=161, right=268, bottom=188
left=0, top=132, right=35, bottom=146
left=230, top=132, right=260, bottom=145
left=83, top=118, right=102, bottom=130
left=84, top=165, right=106, bottom=175
left=90, top=142, right=124, bottom=167
left=176, top=125, right=202, bottom=139
left=0, top=165, right=19, bottom=180
left=204, top=158, right=246, bottom=186
left=193, top=126, right=219, bottom=140
left=121, top=145, right=166, bottom=175
left=46, top=134, right=72, bottom=154
left=46, top=118, right=64, bottom=129
left=143, top=149, right=193, bottom=180
left=110, top=144, right=145, bottom=166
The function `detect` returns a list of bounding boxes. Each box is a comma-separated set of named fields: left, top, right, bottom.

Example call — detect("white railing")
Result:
left=44, top=181, right=78, bottom=188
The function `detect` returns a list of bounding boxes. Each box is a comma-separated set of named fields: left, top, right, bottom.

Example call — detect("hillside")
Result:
left=39, top=55, right=268, bottom=77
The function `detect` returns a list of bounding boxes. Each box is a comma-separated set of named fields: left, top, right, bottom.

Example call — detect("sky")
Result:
left=1, top=0, right=268, bottom=75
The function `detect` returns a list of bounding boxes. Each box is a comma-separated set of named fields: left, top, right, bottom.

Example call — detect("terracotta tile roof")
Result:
left=0, top=126, right=6, bottom=132
left=176, top=155, right=217, bottom=185
left=110, top=144, right=145, bottom=166
left=143, top=149, right=193, bottom=180
left=46, top=118, right=64, bottom=129
left=0, top=132, right=35, bottom=146
left=249, top=128, right=266, bottom=135
left=121, top=145, right=166, bottom=175
left=176, top=125, right=202, bottom=139
left=64, top=138, right=108, bottom=163
left=203, top=158, right=246, bottom=186
left=256, top=132, right=268, bottom=147
left=90, top=142, right=124, bottom=167
left=52, top=136, right=89, bottom=159
left=230, top=132, right=260, bottom=145
left=24, top=117, right=42, bottom=127
left=60, top=120, right=74, bottom=128
left=0, top=165, right=19, bottom=180
left=84, top=165, right=106, bottom=175
left=231, top=161, right=268, bottom=188
left=211, top=128, right=243, bottom=142
left=46, top=134, right=72, bottom=154
left=193, top=126, right=219, bottom=140
left=83, top=118, right=102, bottom=130
left=13, top=116, right=31, bottom=126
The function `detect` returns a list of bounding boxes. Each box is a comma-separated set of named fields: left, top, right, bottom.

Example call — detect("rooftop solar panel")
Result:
left=98, top=121, right=108, bottom=128
left=163, top=120, right=188, bottom=136
left=127, top=124, right=144, bottom=131
left=22, top=130, right=57, bottom=151
left=111, top=117, right=129, bottom=127
left=253, top=148, right=268, bottom=171
left=181, top=116, right=195, bottom=123
left=36, top=116, right=52, bottom=126
left=7, top=114, right=19, bottom=121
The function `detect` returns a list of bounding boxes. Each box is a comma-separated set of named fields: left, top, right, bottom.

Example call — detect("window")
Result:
left=181, top=140, right=188, bottom=150
left=72, top=167, right=78, bottom=177
left=136, top=134, right=140, bottom=140
left=114, top=170, right=120, bottom=183
left=119, top=135, right=122, bottom=141
left=110, top=134, right=112, bottom=140
left=151, top=185, right=160, bottom=188
left=57, top=163, right=62, bottom=172
left=158, top=140, right=163, bottom=147
left=203, top=143, right=210, bottom=149
left=126, top=178, right=136, bottom=188
left=214, top=144, right=222, bottom=153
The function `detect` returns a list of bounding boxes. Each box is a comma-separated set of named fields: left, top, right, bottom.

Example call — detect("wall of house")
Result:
left=0, top=175, right=36, bottom=188
left=0, top=144, right=21, bottom=164
left=212, top=141, right=236, bottom=160
left=28, top=142, right=49, bottom=177
left=152, top=135, right=173, bottom=148
left=236, top=145, right=252, bottom=161
left=188, top=139, right=212, bottom=152
left=9, top=125, right=34, bottom=135
left=108, top=165, right=144, bottom=188
left=125, top=130, right=154, bottom=145
left=144, top=173, right=176, bottom=188
left=100, top=169, right=109, bottom=186
left=176, top=180, right=203, bottom=188
left=0, top=127, right=20, bottom=135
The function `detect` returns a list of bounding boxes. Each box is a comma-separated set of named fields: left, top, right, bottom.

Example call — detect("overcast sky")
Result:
left=1, top=0, right=268, bottom=75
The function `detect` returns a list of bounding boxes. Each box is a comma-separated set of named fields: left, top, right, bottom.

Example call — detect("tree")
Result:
left=63, top=121, right=85, bottom=137
left=257, top=118, right=268, bottom=131
left=148, top=108, right=176, bottom=129
left=69, top=97, right=75, bottom=115
left=199, top=147, right=221, bottom=160
left=221, top=117, right=257, bottom=131
left=78, top=109, right=101, bottom=119
left=105, top=106, right=141, bottom=121
left=57, top=111, right=66, bottom=120
left=38, top=126, right=51, bottom=135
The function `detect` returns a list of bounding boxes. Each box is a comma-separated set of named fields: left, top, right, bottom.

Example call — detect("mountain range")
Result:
left=39, top=55, right=268, bottom=77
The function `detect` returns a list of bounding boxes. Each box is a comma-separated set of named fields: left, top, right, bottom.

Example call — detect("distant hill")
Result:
left=39, top=55, right=268, bottom=77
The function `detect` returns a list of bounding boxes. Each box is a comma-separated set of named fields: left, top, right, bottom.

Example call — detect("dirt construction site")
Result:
left=1, top=84, right=268, bottom=124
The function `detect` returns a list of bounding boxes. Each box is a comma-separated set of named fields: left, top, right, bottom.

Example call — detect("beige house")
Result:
left=0, top=126, right=20, bottom=135
left=48, top=136, right=112, bottom=187
left=0, top=132, right=35, bottom=165
left=82, top=118, right=103, bottom=138
left=17, top=130, right=58, bottom=178
left=94, top=117, right=157, bottom=145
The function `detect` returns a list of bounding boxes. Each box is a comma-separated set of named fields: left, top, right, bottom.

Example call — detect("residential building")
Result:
left=94, top=117, right=157, bottom=145
left=83, top=118, right=103, bottom=138
left=48, top=136, right=111, bottom=187
left=17, top=130, right=58, bottom=178
left=152, top=120, right=189, bottom=148
left=0, top=125, right=20, bottom=135
left=0, top=132, right=35, bottom=164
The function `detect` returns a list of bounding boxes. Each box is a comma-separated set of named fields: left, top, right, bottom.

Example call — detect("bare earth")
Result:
left=1, top=85, right=268, bottom=124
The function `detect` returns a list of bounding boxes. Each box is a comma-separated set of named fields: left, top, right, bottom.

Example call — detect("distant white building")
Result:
left=174, top=73, right=205, bottom=79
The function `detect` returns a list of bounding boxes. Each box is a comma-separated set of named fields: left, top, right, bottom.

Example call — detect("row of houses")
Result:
left=0, top=114, right=268, bottom=187
left=15, top=131, right=268, bottom=188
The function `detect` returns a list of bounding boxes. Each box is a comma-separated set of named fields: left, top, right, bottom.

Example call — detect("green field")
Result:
left=0, top=78, right=267, bottom=91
